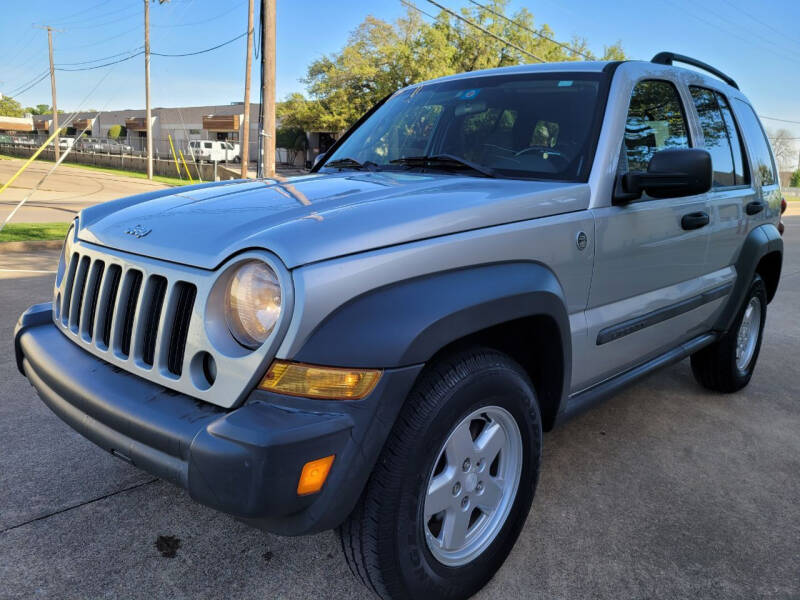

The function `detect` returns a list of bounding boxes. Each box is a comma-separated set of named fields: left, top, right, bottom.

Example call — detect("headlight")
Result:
left=224, top=260, right=282, bottom=349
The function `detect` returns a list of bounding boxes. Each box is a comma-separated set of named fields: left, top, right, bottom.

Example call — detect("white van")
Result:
left=187, top=140, right=240, bottom=163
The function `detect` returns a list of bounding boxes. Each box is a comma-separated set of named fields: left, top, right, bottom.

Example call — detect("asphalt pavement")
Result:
left=0, top=218, right=798, bottom=599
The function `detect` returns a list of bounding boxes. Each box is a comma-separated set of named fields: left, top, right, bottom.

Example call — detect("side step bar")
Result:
left=554, top=332, right=718, bottom=427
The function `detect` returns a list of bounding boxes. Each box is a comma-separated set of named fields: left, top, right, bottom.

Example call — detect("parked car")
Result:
left=97, top=138, right=133, bottom=154
left=15, top=53, right=786, bottom=600
left=47, top=138, right=75, bottom=150
left=75, top=137, right=103, bottom=152
left=188, top=139, right=240, bottom=162
left=0, top=134, right=12, bottom=144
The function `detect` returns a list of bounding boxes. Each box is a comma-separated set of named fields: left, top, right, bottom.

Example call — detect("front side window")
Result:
left=733, top=99, right=777, bottom=187
left=690, top=87, right=736, bottom=187
left=204, top=142, right=212, bottom=149
left=622, top=80, right=689, bottom=172
left=322, top=73, right=607, bottom=181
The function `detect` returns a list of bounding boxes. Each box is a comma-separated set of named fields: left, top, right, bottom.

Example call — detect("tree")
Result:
left=278, top=1, right=626, bottom=132
left=276, top=125, right=308, bottom=164
left=791, top=170, right=800, bottom=188
left=768, top=128, right=797, bottom=171
left=107, top=125, right=127, bottom=139
left=25, top=104, right=51, bottom=115
left=0, top=95, right=25, bottom=117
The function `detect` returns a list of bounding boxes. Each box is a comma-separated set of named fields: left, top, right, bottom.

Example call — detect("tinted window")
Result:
left=324, top=73, right=607, bottom=181
left=717, top=95, right=747, bottom=184
left=204, top=142, right=212, bottom=149
left=690, top=86, right=736, bottom=187
left=733, top=99, right=776, bottom=187
left=623, top=80, right=690, bottom=172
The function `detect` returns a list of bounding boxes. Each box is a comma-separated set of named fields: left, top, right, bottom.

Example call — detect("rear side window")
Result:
left=623, top=80, right=690, bottom=172
left=689, top=87, right=748, bottom=187
left=204, top=142, right=212, bottom=149
left=733, top=99, right=777, bottom=187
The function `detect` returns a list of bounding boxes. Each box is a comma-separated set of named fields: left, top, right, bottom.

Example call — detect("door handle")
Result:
left=745, top=201, right=765, bottom=215
left=681, top=211, right=710, bottom=230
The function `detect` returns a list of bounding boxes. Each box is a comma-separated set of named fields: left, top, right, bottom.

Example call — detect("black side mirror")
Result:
left=614, top=148, right=712, bottom=204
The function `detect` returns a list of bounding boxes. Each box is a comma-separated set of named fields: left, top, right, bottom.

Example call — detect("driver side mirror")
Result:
left=614, top=148, right=712, bottom=204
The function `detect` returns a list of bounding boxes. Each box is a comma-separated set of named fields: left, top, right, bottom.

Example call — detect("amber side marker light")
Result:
left=297, top=455, right=335, bottom=496
left=259, top=361, right=381, bottom=400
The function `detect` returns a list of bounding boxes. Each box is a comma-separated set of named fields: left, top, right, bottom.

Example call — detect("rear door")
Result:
left=687, top=87, right=755, bottom=289
left=577, top=78, right=716, bottom=391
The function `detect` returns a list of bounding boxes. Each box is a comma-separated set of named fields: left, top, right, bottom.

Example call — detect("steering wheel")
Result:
left=513, top=145, right=564, bottom=159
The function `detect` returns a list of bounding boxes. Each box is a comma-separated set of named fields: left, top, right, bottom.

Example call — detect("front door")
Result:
left=575, top=78, right=717, bottom=392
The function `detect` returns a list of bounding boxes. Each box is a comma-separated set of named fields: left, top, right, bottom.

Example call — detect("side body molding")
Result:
left=714, top=223, right=783, bottom=333
left=292, top=261, right=572, bottom=400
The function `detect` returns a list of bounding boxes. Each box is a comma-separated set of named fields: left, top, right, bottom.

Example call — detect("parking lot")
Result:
left=0, top=217, right=798, bottom=599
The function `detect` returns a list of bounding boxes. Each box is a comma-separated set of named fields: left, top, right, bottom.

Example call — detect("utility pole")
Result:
left=260, top=0, right=276, bottom=178
left=35, top=26, right=61, bottom=160
left=240, top=0, right=254, bottom=178
left=144, top=0, right=153, bottom=180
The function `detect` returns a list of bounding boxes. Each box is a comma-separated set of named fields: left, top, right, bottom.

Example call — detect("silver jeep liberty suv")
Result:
left=15, top=52, right=785, bottom=599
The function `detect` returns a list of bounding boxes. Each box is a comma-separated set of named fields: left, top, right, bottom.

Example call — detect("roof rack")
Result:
left=651, top=52, right=739, bottom=90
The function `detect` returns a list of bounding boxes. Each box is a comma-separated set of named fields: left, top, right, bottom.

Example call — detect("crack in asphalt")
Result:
left=0, top=478, right=158, bottom=535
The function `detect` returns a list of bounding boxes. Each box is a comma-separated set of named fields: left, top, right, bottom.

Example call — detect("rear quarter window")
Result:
left=732, top=99, right=777, bottom=187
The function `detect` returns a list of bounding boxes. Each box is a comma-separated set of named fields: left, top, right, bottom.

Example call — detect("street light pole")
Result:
left=144, top=0, right=153, bottom=180
left=260, top=0, right=276, bottom=178
left=241, top=0, right=254, bottom=178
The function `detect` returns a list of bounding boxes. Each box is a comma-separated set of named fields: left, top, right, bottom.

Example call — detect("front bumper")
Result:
left=15, top=303, right=422, bottom=535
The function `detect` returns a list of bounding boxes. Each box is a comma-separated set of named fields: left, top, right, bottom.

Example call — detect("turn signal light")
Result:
left=297, top=455, right=335, bottom=496
left=259, top=361, right=381, bottom=400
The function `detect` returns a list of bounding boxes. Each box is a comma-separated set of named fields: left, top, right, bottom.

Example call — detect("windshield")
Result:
left=321, top=72, right=607, bottom=181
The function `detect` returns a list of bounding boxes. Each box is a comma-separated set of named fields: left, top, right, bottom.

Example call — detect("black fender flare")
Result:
left=292, top=261, right=572, bottom=400
left=714, top=223, right=783, bottom=333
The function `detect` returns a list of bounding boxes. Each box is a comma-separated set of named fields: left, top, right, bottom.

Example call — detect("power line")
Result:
left=151, top=1, right=247, bottom=28
left=56, top=47, right=144, bottom=67
left=152, top=31, right=247, bottom=57
left=56, top=51, right=144, bottom=72
left=422, top=0, right=545, bottom=63
left=760, top=115, right=800, bottom=125
left=8, top=72, right=51, bottom=97
left=467, top=0, right=592, bottom=60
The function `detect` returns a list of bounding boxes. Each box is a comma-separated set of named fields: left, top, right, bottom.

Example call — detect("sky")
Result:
left=1, top=0, right=799, bottom=156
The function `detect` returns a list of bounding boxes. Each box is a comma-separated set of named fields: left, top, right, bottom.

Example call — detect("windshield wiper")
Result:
left=389, top=154, right=496, bottom=178
left=324, top=157, right=378, bottom=171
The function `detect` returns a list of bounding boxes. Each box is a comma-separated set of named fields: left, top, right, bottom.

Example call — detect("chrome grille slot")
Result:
left=116, top=270, right=143, bottom=358
left=68, top=256, right=91, bottom=332
left=99, top=264, right=122, bottom=349
left=139, top=275, right=168, bottom=367
left=80, top=260, right=105, bottom=342
left=60, top=253, right=79, bottom=326
left=167, top=282, right=196, bottom=376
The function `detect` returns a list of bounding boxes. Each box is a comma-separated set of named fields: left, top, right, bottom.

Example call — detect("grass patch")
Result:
left=0, top=153, right=189, bottom=186
left=0, top=222, right=70, bottom=243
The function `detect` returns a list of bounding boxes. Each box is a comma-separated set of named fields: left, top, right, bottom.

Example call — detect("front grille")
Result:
left=58, top=252, right=197, bottom=375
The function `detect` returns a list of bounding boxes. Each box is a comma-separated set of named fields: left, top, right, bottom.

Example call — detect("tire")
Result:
left=691, top=274, right=767, bottom=393
left=339, top=348, right=542, bottom=600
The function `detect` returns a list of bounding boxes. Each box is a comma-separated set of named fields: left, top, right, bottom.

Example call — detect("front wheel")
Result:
left=340, top=349, right=542, bottom=600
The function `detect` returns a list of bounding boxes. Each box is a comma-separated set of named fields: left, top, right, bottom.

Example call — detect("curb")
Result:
left=0, top=240, right=63, bottom=253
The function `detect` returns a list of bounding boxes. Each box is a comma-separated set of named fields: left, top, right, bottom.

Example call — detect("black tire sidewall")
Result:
left=392, top=360, right=542, bottom=599
left=728, top=275, right=768, bottom=386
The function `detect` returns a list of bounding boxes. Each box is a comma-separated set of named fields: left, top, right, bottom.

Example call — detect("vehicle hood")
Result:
left=78, top=171, right=590, bottom=269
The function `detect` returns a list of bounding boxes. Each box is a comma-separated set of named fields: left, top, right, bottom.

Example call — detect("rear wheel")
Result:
left=691, top=274, right=767, bottom=392
left=339, top=348, right=542, bottom=600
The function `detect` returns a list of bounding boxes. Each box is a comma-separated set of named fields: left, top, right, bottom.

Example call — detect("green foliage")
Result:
left=790, top=170, right=800, bottom=188
left=278, top=1, right=626, bottom=132
left=0, top=96, right=25, bottom=117
left=107, top=125, right=127, bottom=138
left=25, top=104, right=51, bottom=115
left=275, top=125, right=307, bottom=150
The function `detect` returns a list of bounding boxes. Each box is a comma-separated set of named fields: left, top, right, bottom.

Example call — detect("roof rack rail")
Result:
left=651, top=52, right=739, bottom=90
